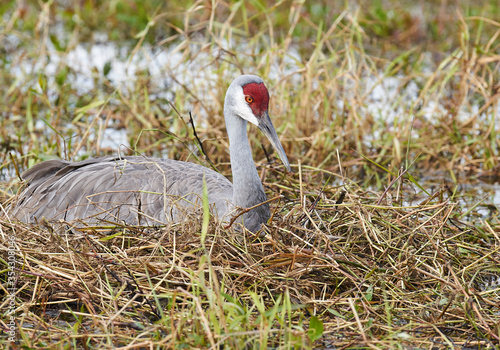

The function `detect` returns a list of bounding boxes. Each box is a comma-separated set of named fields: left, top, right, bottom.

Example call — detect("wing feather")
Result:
left=11, top=156, right=234, bottom=226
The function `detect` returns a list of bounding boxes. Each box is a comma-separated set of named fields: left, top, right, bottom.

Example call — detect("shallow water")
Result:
left=404, top=174, right=500, bottom=221
left=6, top=33, right=500, bottom=122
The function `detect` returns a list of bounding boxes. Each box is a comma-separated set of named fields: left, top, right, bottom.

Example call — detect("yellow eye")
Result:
left=245, top=95, right=253, bottom=103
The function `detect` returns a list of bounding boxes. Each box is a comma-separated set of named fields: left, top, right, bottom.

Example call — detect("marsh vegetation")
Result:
left=0, top=0, right=499, bottom=348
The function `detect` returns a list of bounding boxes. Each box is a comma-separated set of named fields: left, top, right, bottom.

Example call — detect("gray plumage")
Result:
left=10, top=75, right=290, bottom=232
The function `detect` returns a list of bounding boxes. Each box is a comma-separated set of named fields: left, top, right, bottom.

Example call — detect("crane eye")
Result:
left=245, top=95, right=253, bottom=103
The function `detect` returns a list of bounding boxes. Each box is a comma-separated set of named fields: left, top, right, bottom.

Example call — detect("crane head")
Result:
left=225, top=75, right=291, bottom=172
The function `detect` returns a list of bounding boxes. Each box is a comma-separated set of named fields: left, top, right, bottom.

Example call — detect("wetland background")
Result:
left=0, top=0, right=499, bottom=348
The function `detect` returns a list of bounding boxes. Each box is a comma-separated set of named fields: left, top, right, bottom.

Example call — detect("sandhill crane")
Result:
left=10, top=75, right=290, bottom=232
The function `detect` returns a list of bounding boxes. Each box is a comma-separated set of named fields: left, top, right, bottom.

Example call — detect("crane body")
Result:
left=11, top=75, right=290, bottom=232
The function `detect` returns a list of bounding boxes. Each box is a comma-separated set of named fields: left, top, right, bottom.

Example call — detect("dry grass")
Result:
left=1, top=167, right=499, bottom=348
left=1, top=0, right=500, bottom=348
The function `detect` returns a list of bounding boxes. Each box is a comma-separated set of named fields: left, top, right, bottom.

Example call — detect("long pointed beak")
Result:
left=257, top=111, right=291, bottom=172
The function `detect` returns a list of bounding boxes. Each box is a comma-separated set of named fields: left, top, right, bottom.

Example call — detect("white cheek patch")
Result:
left=234, top=88, right=259, bottom=126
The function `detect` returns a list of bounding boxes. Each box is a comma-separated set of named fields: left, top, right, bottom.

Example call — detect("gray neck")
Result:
left=226, top=115, right=266, bottom=209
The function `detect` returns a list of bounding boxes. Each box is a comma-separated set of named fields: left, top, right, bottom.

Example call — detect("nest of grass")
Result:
left=1, top=165, right=499, bottom=349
